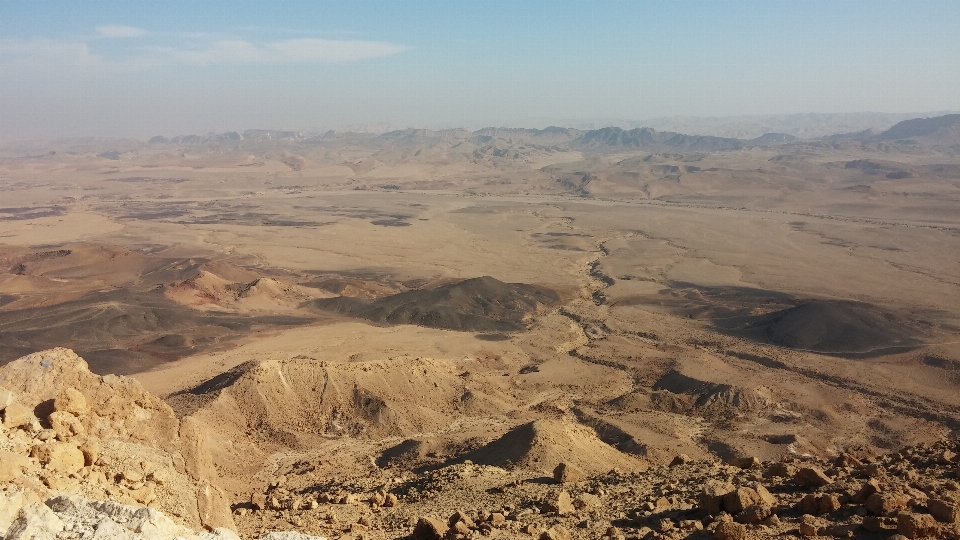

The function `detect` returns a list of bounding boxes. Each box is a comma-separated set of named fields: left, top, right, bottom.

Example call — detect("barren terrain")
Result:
left=2, top=116, right=960, bottom=539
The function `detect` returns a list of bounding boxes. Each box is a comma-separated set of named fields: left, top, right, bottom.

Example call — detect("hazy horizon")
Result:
left=2, top=0, right=959, bottom=140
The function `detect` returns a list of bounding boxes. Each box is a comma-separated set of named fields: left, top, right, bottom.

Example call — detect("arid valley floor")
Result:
left=2, top=116, right=960, bottom=540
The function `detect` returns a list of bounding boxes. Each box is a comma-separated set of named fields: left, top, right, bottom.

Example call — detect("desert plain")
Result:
left=2, top=117, right=960, bottom=539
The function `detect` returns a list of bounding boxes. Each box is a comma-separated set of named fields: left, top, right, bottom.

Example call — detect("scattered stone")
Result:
left=383, top=493, right=398, bottom=507
left=863, top=463, right=885, bottom=477
left=0, top=449, right=31, bottom=482
left=713, top=521, right=747, bottom=540
left=938, top=450, right=957, bottom=464
left=794, top=466, right=833, bottom=487
left=897, top=512, right=939, bottom=539
left=765, top=462, right=797, bottom=478
left=864, top=515, right=898, bottom=532
left=412, top=516, right=447, bottom=540
left=670, top=454, right=691, bottom=466
left=448, top=510, right=475, bottom=529
left=798, top=493, right=841, bottom=515
left=699, top=480, right=735, bottom=516
left=32, top=442, right=84, bottom=474
left=553, top=462, right=585, bottom=483
left=754, top=484, right=777, bottom=506
left=726, top=456, right=760, bottom=469
left=53, top=387, right=87, bottom=417
left=928, top=498, right=960, bottom=523
left=819, top=493, right=841, bottom=514
left=2, top=402, right=34, bottom=428
left=544, top=490, right=575, bottom=515
left=539, top=525, right=571, bottom=540
left=735, top=504, right=771, bottom=524
left=571, top=493, right=599, bottom=509
left=851, top=479, right=881, bottom=503
left=451, top=519, right=470, bottom=535
left=79, top=437, right=100, bottom=466
left=866, top=492, right=909, bottom=516
left=797, top=514, right=818, bottom=537
left=722, top=487, right=764, bottom=515
left=833, top=452, right=862, bottom=468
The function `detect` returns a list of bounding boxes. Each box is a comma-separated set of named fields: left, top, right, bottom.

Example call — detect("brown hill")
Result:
left=310, top=276, right=559, bottom=332
left=456, top=419, right=646, bottom=475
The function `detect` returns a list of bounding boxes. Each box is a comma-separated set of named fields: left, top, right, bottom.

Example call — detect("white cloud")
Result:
left=0, top=36, right=410, bottom=76
left=96, top=25, right=150, bottom=38
left=162, top=38, right=411, bottom=65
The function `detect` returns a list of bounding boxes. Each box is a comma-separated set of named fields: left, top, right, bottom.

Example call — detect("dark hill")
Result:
left=878, top=114, right=960, bottom=143
left=310, top=276, right=560, bottom=332
left=577, top=127, right=745, bottom=152
left=0, top=289, right=309, bottom=373
left=715, top=300, right=920, bottom=355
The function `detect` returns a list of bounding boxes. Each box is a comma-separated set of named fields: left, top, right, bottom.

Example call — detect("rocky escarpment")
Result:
left=0, top=348, right=233, bottom=533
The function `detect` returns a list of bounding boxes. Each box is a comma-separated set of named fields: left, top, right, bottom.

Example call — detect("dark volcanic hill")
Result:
left=877, top=113, right=960, bottom=144
left=310, top=276, right=560, bottom=332
left=576, top=127, right=745, bottom=151
left=714, top=300, right=921, bottom=355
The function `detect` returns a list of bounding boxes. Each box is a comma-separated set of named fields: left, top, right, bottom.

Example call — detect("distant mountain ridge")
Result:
left=137, top=113, right=960, bottom=152
left=877, top=114, right=960, bottom=143
left=577, top=127, right=746, bottom=152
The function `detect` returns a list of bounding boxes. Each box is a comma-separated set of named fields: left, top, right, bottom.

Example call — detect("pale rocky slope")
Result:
left=7, top=349, right=960, bottom=540
left=0, top=348, right=236, bottom=535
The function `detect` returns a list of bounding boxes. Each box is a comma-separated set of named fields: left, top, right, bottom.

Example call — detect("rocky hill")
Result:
left=311, top=276, right=560, bottom=332
left=6, top=348, right=960, bottom=540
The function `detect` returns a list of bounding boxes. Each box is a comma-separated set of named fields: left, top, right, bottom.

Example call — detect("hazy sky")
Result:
left=2, top=0, right=959, bottom=139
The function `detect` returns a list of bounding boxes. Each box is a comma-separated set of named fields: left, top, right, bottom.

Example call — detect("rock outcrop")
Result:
left=0, top=348, right=233, bottom=532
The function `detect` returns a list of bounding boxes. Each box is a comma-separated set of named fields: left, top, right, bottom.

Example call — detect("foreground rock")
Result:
left=0, top=348, right=234, bottom=532
left=232, top=438, right=960, bottom=540
left=4, top=493, right=323, bottom=540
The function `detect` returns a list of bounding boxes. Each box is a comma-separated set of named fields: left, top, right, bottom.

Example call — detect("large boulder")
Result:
left=897, top=513, right=939, bottom=539
left=553, top=462, right=586, bottom=483
left=794, top=466, right=832, bottom=487
left=699, top=480, right=734, bottom=515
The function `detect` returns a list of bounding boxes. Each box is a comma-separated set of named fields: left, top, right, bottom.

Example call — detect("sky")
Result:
left=2, top=0, right=959, bottom=140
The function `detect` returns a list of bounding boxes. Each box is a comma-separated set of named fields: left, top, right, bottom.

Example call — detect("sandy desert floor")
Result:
left=2, top=129, right=960, bottom=537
